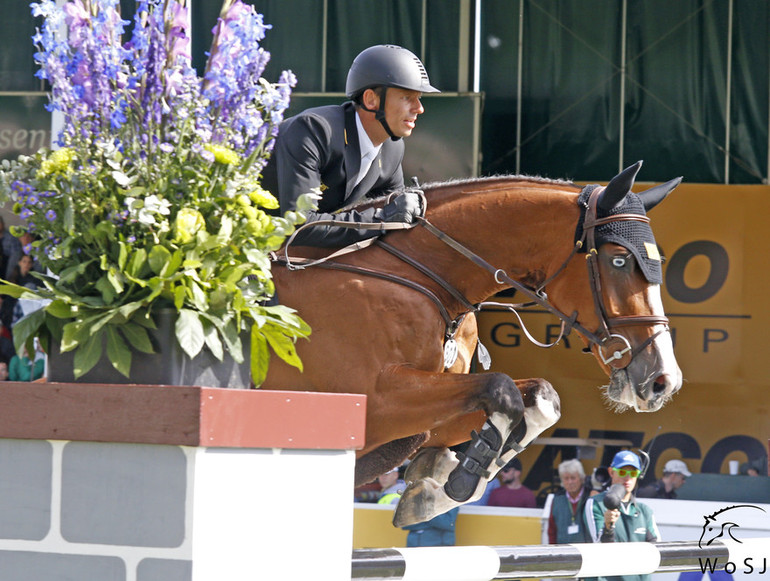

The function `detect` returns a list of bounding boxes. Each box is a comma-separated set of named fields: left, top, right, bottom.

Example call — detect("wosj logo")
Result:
left=697, top=504, right=767, bottom=575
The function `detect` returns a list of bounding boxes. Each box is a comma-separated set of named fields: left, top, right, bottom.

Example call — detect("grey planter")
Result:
left=47, top=311, right=251, bottom=388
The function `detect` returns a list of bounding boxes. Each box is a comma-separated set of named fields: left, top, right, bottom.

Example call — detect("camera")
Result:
left=585, top=466, right=610, bottom=494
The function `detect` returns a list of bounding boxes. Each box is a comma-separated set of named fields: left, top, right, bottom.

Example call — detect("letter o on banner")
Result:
left=665, top=240, right=729, bottom=304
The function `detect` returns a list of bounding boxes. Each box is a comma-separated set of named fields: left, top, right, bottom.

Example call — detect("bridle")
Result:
left=578, top=185, right=670, bottom=369
left=273, top=185, right=670, bottom=371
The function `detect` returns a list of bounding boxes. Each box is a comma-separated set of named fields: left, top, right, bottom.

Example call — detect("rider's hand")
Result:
left=379, top=190, right=425, bottom=224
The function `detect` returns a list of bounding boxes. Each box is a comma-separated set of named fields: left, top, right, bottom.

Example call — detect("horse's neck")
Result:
left=424, top=185, right=581, bottom=304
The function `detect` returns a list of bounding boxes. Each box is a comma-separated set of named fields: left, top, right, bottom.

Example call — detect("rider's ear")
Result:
left=362, top=88, right=380, bottom=111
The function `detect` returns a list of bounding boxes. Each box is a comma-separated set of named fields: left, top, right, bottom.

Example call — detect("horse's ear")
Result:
left=598, top=160, right=643, bottom=211
left=636, top=177, right=682, bottom=212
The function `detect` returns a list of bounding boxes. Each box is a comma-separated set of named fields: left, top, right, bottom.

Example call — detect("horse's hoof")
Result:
left=404, top=448, right=457, bottom=483
left=393, top=477, right=457, bottom=527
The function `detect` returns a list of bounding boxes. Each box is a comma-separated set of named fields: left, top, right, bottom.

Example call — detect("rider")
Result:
left=261, top=44, right=440, bottom=247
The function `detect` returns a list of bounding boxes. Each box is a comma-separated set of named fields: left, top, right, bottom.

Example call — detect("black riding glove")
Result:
left=378, top=190, right=425, bottom=224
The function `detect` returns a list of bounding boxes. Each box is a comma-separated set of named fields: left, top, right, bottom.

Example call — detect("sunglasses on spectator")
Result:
left=613, top=468, right=640, bottom=478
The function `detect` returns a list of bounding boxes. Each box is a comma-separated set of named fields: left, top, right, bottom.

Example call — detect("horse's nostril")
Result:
left=652, top=375, right=669, bottom=394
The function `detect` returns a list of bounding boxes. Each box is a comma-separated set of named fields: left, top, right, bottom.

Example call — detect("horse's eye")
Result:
left=611, top=256, right=627, bottom=268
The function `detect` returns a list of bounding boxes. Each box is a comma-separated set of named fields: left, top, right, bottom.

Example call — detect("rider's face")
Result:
left=381, top=88, right=424, bottom=138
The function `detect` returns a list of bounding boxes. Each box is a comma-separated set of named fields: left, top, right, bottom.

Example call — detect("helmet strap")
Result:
left=358, top=87, right=401, bottom=142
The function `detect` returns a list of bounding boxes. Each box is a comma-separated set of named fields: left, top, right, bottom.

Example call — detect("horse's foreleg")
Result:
left=394, top=377, right=560, bottom=527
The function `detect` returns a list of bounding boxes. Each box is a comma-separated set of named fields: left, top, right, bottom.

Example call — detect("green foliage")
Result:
left=0, top=0, right=316, bottom=383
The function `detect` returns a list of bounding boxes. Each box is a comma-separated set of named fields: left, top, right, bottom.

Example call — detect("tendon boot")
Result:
left=500, top=419, right=527, bottom=459
left=444, top=421, right=503, bottom=502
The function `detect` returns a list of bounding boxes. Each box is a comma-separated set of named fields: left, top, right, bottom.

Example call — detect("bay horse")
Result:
left=264, top=161, right=683, bottom=526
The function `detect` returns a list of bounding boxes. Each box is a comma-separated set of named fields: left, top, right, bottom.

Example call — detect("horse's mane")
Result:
left=343, top=174, right=579, bottom=212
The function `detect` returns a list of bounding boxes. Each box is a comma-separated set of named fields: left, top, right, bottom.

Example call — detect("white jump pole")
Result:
left=351, top=539, right=770, bottom=581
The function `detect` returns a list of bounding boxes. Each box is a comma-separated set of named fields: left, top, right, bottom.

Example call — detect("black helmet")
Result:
left=345, top=45, right=440, bottom=99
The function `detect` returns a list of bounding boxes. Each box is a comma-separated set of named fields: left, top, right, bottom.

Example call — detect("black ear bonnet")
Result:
left=575, top=184, right=663, bottom=285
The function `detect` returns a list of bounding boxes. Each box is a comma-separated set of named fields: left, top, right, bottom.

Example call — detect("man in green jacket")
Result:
left=584, top=450, right=660, bottom=581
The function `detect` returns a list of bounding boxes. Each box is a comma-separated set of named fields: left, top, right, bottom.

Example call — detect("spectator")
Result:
left=9, top=254, right=40, bottom=289
left=0, top=359, right=8, bottom=380
left=741, top=455, right=768, bottom=477
left=487, top=457, right=537, bottom=508
left=637, top=459, right=691, bottom=499
left=0, top=305, right=14, bottom=363
left=548, top=459, right=591, bottom=543
left=585, top=450, right=660, bottom=581
left=17, top=231, right=43, bottom=274
left=377, top=467, right=406, bottom=505
left=0, top=216, right=22, bottom=281
left=9, top=344, right=45, bottom=382
left=402, top=507, right=460, bottom=547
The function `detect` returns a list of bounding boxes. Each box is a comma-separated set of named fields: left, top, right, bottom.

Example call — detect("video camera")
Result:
left=585, top=466, right=610, bottom=494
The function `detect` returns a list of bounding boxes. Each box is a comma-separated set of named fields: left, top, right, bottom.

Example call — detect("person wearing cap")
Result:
left=376, top=466, right=406, bottom=505
left=584, top=450, right=661, bottom=581
left=487, top=457, right=537, bottom=508
left=637, top=459, right=692, bottom=499
left=261, top=44, right=439, bottom=247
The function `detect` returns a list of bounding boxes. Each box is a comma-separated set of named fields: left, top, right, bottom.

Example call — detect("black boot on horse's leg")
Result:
left=443, top=420, right=504, bottom=502
left=393, top=411, right=513, bottom=527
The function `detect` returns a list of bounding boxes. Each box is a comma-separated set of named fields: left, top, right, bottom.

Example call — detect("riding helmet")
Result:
left=345, top=45, right=440, bottom=99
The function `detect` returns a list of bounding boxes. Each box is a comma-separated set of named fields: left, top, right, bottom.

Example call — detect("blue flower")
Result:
left=45, top=209, right=57, bottom=221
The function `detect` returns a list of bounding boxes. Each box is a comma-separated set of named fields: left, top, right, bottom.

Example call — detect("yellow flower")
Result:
left=248, top=186, right=279, bottom=209
left=246, top=209, right=273, bottom=236
left=37, top=147, right=75, bottom=178
left=174, top=208, right=205, bottom=244
left=204, top=143, right=240, bottom=165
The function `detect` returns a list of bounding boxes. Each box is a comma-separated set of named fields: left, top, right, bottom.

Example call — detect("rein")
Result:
left=272, top=186, right=670, bottom=371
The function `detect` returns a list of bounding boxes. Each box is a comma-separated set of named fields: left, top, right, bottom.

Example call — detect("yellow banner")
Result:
left=476, top=183, right=770, bottom=486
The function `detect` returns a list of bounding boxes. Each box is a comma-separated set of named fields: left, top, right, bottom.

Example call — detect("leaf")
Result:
left=263, top=326, right=303, bottom=372
left=173, top=284, right=186, bottom=310
left=0, top=282, right=29, bottom=299
left=95, top=274, right=117, bottom=304
left=11, top=308, right=47, bottom=356
left=148, top=245, right=172, bottom=275
left=105, top=325, right=131, bottom=377
left=202, top=320, right=224, bottom=361
left=175, top=308, right=205, bottom=358
left=250, top=331, right=269, bottom=387
left=163, top=250, right=184, bottom=278
left=189, top=280, right=208, bottom=311
left=127, top=248, right=148, bottom=278
left=120, top=322, right=155, bottom=354
left=118, top=241, right=129, bottom=270
left=73, top=330, right=105, bottom=379
left=45, top=299, right=77, bottom=319
left=61, top=321, right=87, bottom=353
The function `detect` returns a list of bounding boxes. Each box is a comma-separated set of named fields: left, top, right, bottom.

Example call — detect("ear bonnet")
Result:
left=575, top=185, right=662, bottom=284
left=574, top=164, right=671, bottom=285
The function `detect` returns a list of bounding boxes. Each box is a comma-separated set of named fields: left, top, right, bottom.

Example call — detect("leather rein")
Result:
left=272, top=186, right=669, bottom=370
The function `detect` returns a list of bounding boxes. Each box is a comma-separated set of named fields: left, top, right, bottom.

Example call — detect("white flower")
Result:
left=125, top=194, right=172, bottom=225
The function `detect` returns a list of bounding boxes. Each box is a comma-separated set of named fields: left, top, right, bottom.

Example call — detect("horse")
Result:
left=264, top=161, right=683, bottom=526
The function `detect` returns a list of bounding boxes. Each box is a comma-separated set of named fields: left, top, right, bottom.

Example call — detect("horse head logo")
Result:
left=698, top=504, right=766, bottom=548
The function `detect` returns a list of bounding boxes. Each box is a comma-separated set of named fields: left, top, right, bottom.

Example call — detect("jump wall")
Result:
left=0, top=382, right=366, bottom=581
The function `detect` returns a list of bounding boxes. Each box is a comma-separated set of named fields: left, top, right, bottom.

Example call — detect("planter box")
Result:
left=47, top=311, right=251, bottom=388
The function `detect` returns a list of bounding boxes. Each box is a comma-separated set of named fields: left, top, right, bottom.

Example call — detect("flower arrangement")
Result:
left=0, top=0, right=316, bottom=384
